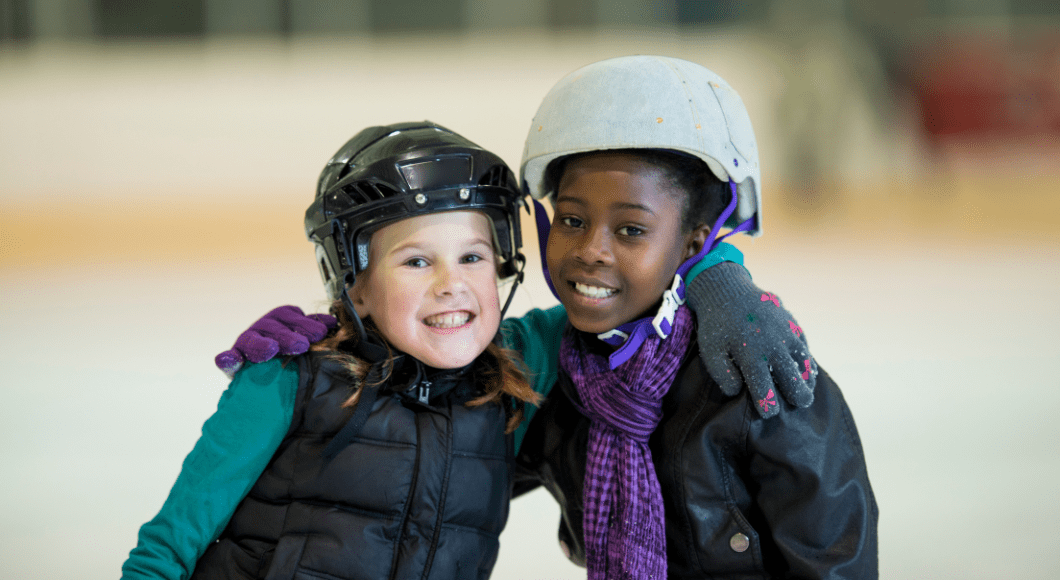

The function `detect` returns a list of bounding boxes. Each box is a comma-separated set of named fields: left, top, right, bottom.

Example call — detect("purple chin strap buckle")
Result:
left=534, top=181, right=754, bottom=369
left=597, top=275, right=688, bottom=369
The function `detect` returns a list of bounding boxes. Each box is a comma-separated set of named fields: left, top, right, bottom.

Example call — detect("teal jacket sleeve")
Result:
left=499, top=305, right=567, bottom=453
left=682, top=241, right=745, bottom=285
left=121, top=359, right=299, bottom=580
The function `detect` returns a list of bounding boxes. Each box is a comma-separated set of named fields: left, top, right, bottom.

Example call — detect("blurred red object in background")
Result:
left=913, top=34, right=1060, bottom=140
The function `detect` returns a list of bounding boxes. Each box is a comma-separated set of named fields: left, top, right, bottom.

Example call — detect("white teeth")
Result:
left=424, top=312, right=471, bottom=328
left=573, top=282, right=616, bottom=299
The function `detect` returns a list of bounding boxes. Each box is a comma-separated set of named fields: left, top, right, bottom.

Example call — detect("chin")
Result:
left=415, top=345, right=481, bottom=369
left=566, top=313, right=618, bottom=335
left=568, top=322, right=607, bottom=335
left=426, top=356, right=475, bottom=370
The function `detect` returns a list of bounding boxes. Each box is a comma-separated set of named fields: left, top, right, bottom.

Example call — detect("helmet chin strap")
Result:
left=599, top=180, right=755, bottom=369
left=704, top=180, right=757, bottom=253
left=340, top=288, right=395, bottom=363
left=341, top=287, right=370, bottom=346
left=531, top=198, right=561, bottom=301
left=499, top=252, right=527, bottom=319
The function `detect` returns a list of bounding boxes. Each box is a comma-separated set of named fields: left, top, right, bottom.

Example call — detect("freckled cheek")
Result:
left=382, top=285, right=423, bottom=329
left=481, top=282, right=501, bottom=325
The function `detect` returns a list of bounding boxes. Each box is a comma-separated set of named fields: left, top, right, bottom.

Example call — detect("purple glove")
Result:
left=215, top=305, right=337, bottom=377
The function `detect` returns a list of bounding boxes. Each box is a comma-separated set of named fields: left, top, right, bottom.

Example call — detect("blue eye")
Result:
left=461, top=254, right=483, bottom=264
left=617, top=226, right=644, bottom=236
left=405, top=257, right=428, bottom=268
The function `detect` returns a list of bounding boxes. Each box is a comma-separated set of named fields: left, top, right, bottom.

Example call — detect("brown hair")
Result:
left=310, top=300, right=539, bottom=433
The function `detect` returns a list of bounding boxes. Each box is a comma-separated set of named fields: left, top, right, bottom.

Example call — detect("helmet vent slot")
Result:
left=479, top=165, right=513, bottom=189
left=342, top=181, right=399, bottom=204
left=319, top=256, right=332, bottom=283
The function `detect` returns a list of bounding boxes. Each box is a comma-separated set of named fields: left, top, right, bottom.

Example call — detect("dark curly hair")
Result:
left=543, top=148, right=729, bottom=234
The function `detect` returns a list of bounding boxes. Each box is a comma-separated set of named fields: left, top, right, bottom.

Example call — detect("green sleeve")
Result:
left=121, top=359, right=299, bottom=580
left=499, top=305, right=567, bottom=453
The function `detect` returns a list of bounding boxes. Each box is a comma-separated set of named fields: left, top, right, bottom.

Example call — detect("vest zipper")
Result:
left=387, top=415, right=422, bottom=580
left=405, top=360, right=431, bottom=406
left=419, top=401, right=454, bottom=579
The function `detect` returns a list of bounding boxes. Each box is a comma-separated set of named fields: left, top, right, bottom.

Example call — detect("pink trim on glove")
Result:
left=757, top=389, right=777, bottom=414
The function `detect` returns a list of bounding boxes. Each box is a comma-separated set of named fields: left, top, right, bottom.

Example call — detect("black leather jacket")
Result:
left=515, top=336, right=878, bottom=579
left=193, top=350, right=513, bottom=580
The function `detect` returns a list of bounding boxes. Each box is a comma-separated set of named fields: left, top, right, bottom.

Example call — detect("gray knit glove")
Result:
left=685, top=261, right=816, bottom=418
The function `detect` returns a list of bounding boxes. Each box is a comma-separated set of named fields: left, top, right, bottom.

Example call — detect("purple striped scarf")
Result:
left=560, top=305, right=694, bottom=580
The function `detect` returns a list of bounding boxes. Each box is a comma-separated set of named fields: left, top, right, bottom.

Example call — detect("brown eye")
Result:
left=617, top=226, right=644, bottom=236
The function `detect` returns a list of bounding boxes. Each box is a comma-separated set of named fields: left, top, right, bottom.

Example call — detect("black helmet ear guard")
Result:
left=305, top=121, right=527, bottom=344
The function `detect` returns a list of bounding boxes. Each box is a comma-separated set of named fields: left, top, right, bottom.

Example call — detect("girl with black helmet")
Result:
left=123, top=122, right=554, bottom=580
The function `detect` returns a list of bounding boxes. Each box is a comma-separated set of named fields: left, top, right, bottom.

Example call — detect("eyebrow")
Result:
left=465, top=237, right=495, bottom=251
left=389, top=236, right=494, bottom=256
left=555, top=194, right=658, bottom=216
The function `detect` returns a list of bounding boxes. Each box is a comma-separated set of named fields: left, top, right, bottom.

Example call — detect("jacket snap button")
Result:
left=730, top=532, right=750, bottom=553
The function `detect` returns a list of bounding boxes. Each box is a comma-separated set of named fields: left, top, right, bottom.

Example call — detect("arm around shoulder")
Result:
left=500, top=306, right=566, bottom=452
left=121, top=359, right=299, bottom=579
left=500, top=305, right=566, bottom=396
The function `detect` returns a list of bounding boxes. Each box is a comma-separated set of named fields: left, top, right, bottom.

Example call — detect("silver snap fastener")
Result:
left=730, top=532, right=750, bottom=553
left=459, top=188, right=470, bottom=200
left=414, top=193, right=427, bottom=205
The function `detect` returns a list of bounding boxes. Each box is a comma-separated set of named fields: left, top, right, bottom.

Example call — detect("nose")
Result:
left=432, top=261, right=468, bottom=297
left=572, top=225, right=614, bottom=266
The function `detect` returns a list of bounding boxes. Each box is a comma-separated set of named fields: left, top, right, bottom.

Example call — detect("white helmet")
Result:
left=521, top=55, right=763, bottom=235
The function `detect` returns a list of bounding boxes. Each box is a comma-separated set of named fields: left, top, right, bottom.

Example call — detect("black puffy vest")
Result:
left=192, top=351, right=513, bottom=580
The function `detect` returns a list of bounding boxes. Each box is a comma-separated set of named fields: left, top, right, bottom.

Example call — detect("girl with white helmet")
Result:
left=513, top=55, right=878, bottom=579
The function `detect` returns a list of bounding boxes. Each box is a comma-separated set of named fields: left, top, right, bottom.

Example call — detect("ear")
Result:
left=684, top=223, right=712, bottom=259
left=346, top=276, right=372, bottom=319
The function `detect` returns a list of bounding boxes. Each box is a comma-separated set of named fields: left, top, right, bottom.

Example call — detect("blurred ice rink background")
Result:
left=2, top=1, right=1059, bottom=578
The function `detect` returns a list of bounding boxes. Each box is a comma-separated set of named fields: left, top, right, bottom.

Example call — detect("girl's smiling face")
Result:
left=349, top=210, right=501, bottom=368
left=546, top=152, right=708, bottom=334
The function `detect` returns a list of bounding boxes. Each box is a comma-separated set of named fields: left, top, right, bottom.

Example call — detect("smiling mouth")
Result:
left=423, top=311, right=473, bottom=328
left=571, top=281, right=618, bottom=299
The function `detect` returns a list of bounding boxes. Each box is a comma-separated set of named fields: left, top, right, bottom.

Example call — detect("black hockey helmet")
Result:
left=306, top=121, right=527, bottom=338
